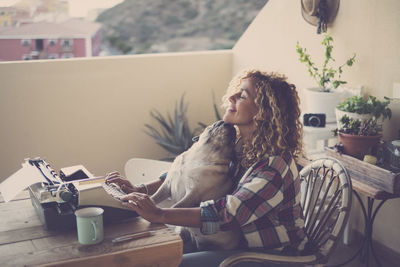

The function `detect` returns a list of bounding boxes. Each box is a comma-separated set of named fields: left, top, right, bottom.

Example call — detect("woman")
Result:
left=107, top=69, right=307, bottom=266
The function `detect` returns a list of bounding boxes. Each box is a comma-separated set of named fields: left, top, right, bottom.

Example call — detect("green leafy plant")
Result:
left=296, top=34, right=356, bottom=92
left=336, top=95, right=392, bottom=120
left=333, top=115, right=381, bottom=136
left=144, top=94, right=199, bottom=161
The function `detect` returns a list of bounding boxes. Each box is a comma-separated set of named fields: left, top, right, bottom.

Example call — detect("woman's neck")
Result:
left=237, top=126, right=254, bottom=141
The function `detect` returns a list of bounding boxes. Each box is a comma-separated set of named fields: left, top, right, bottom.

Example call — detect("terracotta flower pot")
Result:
left=338, top=132, right=382, bottom=160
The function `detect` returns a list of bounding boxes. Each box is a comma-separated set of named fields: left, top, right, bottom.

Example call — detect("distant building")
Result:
left=0, top=19, right=102, bottom=61
left=0, top=6, right=31, bottom=27
left=12, top=0, right=69, bottom=23
left=0, top=7, right=15, bottom=27
left=34, top=0, right=68, bottom=15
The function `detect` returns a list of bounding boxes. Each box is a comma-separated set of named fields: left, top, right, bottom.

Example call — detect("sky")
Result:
left=0, top=0, right=124, bottom=18
left=0, top=0, right=18, bottom=6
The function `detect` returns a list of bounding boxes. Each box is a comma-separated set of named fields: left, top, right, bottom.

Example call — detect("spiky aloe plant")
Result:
left=144, top=94, right=198, bottom=160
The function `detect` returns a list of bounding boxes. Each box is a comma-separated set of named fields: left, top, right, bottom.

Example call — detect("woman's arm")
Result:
left=120, top=193, right=201, bottom=228
left=160, top=207, right=201, bottom=227
left=145, top=178, right=164, bottom=195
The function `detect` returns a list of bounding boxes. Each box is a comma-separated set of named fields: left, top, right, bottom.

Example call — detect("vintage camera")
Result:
left=303, top=113, right=326, bottom=127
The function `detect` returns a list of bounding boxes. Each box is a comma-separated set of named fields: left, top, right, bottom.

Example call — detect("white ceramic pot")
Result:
left=302, top=88, right=345, bottom=123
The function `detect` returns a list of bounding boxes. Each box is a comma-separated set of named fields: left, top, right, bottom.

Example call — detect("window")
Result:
left=48, top=39, right=57, bottom=46
left=35, top=39, right=43, bottom=51
left=21, top=39, right=31, bottom=46
left=62, top=39, right=73, bottom=47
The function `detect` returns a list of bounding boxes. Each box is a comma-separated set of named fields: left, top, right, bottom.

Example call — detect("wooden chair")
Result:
left=219, top=158, right=352, bottom=267
left=124, top=158, right=171, bottom=184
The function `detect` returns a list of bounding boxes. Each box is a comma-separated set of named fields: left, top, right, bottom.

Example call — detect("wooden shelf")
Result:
left=325, top=147, right=400, bottom=197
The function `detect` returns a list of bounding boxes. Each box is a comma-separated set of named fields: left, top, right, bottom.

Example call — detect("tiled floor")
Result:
left=325, top=238, right=398, bottom=267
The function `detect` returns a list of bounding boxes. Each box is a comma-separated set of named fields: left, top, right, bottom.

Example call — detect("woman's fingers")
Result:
left=105, top=175, right=136, bottom=193
left=105, top=171, right=145, bottom=196
left=139, top=195, right=155, bottom=209
left=120, top=193, right=163, bottom=223
left=132, top=194, right=151, bottom=208
left=120, top=192, right=145, bottom=202
left=106, top=177, right=125, bottom=186
left=120, top=184, right=135, bottom=193
left=121, top=199, right=138, bottom=209
left=121, top=193, right=145, bottom=211
left=105, top=171, right=120, bottom=179
left=105, top=175, right=122, bottom=184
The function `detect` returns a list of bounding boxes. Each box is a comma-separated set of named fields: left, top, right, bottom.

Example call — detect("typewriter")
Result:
left=27, top=158, right=137, bottom=230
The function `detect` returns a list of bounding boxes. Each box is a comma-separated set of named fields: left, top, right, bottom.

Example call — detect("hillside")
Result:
left=96, top=0, right=268, bottom=54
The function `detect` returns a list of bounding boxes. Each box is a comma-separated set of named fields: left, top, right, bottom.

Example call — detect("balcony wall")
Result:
left=232, top=0, right=400, bottom=254
left=0, top=50, right=232, bottom=181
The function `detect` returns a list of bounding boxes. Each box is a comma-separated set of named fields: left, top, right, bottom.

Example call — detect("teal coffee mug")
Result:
left=75, top=207, right=104, bottom=245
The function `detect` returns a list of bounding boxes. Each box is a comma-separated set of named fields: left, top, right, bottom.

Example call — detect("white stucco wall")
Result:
left=233, top=0, right=400, bottom=253
left=0, top=50, right=232, bottom=181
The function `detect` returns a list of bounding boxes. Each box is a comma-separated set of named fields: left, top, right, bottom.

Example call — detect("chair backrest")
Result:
left=124, top=158, right=172, bottom=184
left=299, top=157, right=352, bottom=261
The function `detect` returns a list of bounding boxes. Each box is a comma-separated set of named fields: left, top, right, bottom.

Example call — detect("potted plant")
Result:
left=296, top=34, right=356, bottom=123
left=335, top=95, right=392, bottom=128
left=333, top=115, right=382, bottom=159
left=144, top=93, right=222, bottom=161
left=144, top=94, right=200, bottom=161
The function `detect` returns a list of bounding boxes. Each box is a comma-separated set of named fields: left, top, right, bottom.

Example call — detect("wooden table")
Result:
left=0, top=191, right=182, bottom=267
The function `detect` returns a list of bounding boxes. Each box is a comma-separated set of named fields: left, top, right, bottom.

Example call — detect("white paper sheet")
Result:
left=0, top=163, right=46, bottom=202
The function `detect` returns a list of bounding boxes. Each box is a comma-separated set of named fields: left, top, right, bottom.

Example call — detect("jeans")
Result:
left=177, top=226, right=294, bottom=267
left=179, top=235, right=288, bottom=267
left=179, top=249, right=287, bottom=267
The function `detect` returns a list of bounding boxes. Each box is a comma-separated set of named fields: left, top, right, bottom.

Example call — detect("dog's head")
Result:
left=194, top=120, right=236, bottom=160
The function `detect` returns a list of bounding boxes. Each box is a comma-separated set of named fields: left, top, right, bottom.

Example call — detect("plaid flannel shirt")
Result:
left=200, top=152, right=307, bottom=251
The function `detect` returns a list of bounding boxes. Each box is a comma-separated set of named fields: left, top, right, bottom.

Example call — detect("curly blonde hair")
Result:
left=222, top=69, right=303, bottom=167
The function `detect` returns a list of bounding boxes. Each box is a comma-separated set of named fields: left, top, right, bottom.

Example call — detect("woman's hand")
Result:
left=120, top=193, right=165, bottom=224
left=105, top=172, right=141, bottom=194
